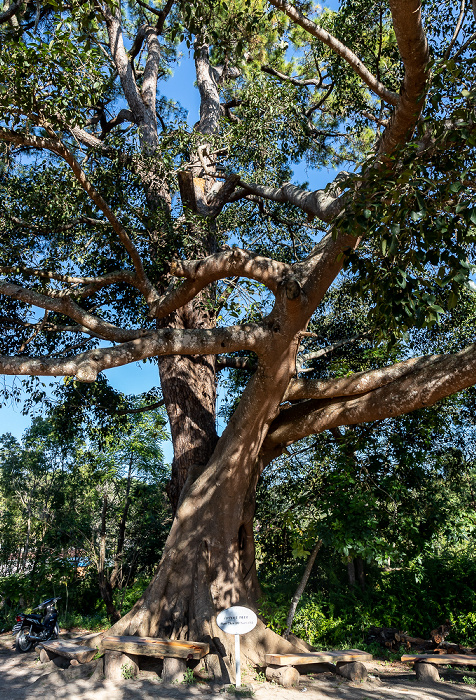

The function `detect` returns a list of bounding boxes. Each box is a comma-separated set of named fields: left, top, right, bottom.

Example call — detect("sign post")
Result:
left=216, top=606, right=257, bottom=688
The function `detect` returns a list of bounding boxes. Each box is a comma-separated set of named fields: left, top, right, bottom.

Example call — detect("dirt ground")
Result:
left=2, top=632, right=476, bottom=700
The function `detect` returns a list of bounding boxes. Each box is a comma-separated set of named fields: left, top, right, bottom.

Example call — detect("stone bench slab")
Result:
left=401, top=654, right=476, bottom=666
left=100, top=635, right=209, bottom=659
left=265, top=649, right=372, bottom=666
left=38, top=640, right=97, bottom=663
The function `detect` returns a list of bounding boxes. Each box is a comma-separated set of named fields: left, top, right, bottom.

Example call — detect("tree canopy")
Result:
left=1, top=0, right=476, bottom=680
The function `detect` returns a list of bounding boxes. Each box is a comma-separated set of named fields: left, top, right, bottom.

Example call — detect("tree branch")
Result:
left=444, top=0, right=466, bottom=60
left=285, top=354, right=436, bottom=401
left=148, top=248, right=292, bottom=318
left=141, top=25, right=160, bottom=120
left=0, top=128, right=159, bottom=305
left=296, top=335, right=366, bottom=373
left=0, top=0, right=30, bottom=24
left=262, top=64, right=326, bottom=88
left=117, top=399, right=165, bottom=415
left=216, top=356, right=257, bottom=371
left=236, top=176, right=348, bottom=223
left=377, top=0, right=430, bottom=155
left=0, top=281, right=146, bottom=342
left=8, top=214, right=110, bottom=233
left=0, top=322, right=269, bottom=381
left=267, top=0, right=399, bottom=106
left=265, top=344, right=476, bottom=449
left=195, top=42, right=221, bottom=135
left=102, top=5, right=147, bottom=125
left=0, top=265, right=137, bottom=289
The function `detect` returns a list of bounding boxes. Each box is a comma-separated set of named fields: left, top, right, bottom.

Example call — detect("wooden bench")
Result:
left=402, top=653, right=476, bottom=681
left=264, top=649, right=373, bottom=686
left=36, top=640, right=97, bottom=668
left=99, top=635, right=209, bottom=682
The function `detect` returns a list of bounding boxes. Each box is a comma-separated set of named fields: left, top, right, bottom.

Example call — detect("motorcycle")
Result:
left=12, top=596, right=61, bottom=652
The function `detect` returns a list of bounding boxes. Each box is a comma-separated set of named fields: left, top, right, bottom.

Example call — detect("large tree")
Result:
left=1, top=0, right=476, bottom=679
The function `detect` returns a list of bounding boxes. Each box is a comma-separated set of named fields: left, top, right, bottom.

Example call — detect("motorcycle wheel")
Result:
left=15, top=629, right=34, bottom=653
left=49, top=623, right=59, bottom=640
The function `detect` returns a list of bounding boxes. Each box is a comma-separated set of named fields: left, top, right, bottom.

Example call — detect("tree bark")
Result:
left=355, top=556, right=365, bottom=591
left=347, top=557, right=356, bottom=587
left=108, top=342, right=306, bottom=678
left=158, top=302, right=218, bottom=514
left=110, top=459, right=133, bottom=590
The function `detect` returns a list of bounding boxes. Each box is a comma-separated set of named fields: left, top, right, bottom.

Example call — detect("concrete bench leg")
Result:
left=162, top=656, right=187, bottom=683
left=104, top=650, right=139, bottom=680
left=265, top=665, right=300, bottom=687
left=336, top=661, right=367, bottom=681
left=39, top=647, right=57, bottom=664
left=38, top=647, right=70, bottom=668
left=415, top=662, right=440, bottom=682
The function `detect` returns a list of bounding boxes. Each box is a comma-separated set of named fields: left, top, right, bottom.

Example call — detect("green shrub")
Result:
left=259, top=545, right=476, bottom=649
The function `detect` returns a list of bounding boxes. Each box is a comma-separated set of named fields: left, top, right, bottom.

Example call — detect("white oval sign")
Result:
left=216, top=606, right=257, bottom=635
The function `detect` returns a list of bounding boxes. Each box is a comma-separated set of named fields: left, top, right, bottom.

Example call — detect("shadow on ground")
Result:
left=2, top=634, right=476, bottom=700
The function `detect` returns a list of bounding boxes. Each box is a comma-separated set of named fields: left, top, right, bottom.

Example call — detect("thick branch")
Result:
left=195, top=42, right=221, bottom=135
left=377, top=0, right=429, bottom=155
left=141, top=26, right=160, bottom=118
left=149, top=248, right=292, bottom=318
left=267, top=0, right=398, bottom=106
left=265, top=344, right=476, bottom=449
left=103, top=6, right=146, bottom=124
left=0, top=322, right=269, bottom=382
left=285, top=354, right=437, bottom=401
left=237, top=178, right=347, bottom=223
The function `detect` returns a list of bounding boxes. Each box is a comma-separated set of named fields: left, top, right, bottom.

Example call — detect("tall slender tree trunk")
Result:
left=347, top=557, right=356, bottom=587
left=97, top=494, right=121, bottom=623
left=284, top=539, right=323, bottom=640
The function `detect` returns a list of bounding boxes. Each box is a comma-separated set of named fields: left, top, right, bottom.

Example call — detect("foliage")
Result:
left=463, top=676, right=476, bottom=685
left=121, top=663, right=136, bottom=679
left=181, top=667, right=197, bottom=684
left=1, top=0, right=476, bottom=659
left=0, top=407, right=170, bottom=624
left=259, top=545, right=476, bottom=649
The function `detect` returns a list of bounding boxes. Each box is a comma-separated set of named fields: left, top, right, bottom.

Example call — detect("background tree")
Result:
left=1, top=0, right=476, bottom=679
left=0, top=409, right=170, bottom=623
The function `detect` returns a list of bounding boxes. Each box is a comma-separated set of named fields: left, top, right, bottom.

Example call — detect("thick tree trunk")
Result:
left=158, top=318, right=218, bottom=513
left=108, top=457, right=296, bottom=678
left=108, top=350, right=304, bottom=679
